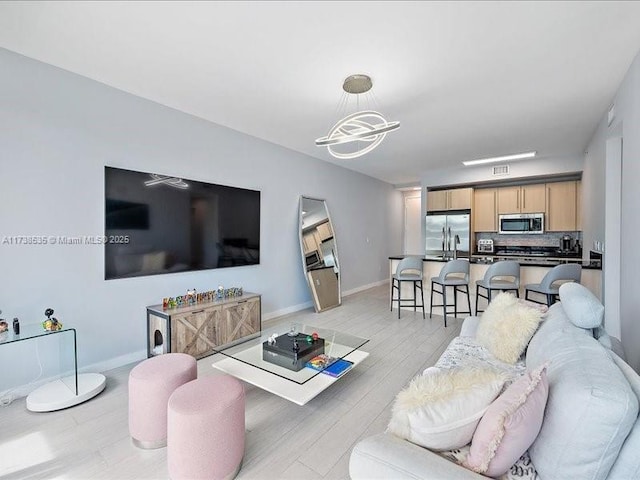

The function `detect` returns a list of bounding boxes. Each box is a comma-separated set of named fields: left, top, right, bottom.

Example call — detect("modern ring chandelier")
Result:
left=315, top=74, right=400, bottom=160
left=144, top=173, right=189, bottom=189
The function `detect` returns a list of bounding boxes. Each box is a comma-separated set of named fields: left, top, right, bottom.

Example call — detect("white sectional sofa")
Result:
left=350, top=289, right=640, bottom=479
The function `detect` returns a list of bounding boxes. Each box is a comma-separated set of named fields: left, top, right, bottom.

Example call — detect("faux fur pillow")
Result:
left=388, top=368, right=508, bottom=451
left=476, top=293, right=543, bottom=364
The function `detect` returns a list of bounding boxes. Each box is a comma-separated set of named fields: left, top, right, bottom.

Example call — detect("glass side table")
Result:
left=0, top=324, right=106, bottom=412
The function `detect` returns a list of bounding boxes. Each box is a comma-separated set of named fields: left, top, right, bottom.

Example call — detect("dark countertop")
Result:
left=388, top=254, right=602, bottom=270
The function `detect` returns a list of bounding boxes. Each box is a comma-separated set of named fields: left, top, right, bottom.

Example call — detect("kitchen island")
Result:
left=389, top=255, right=602, bottom=314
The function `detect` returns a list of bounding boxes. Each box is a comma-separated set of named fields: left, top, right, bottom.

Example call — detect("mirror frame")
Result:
left=298, top=196, right=341, bottom=312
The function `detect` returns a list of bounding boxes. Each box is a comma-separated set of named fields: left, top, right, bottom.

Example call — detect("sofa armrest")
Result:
left=349, top=433, right=487, bottom=480
left=460, top=316, right=480, bottom=338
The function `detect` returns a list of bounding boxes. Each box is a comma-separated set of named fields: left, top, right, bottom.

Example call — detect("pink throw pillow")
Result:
left=465, top=364, right=549, bottom=477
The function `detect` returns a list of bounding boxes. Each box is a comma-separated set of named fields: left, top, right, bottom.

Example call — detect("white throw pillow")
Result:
left=476, top=293, right=543, bottom=364
left=558, top=282, right=604, bottom=329
left=388, top=368, right=507, bottom=451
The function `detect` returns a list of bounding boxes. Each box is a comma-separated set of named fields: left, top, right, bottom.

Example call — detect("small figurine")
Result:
left=42, top=308, right=63, bottom=331
left=186, top=288, right=196, bottom=305
left=216, top=285, right=224, bottom=300
left=287, top=323, right=298, bottom=337
left=267, top=333, right=278, bottom=345
left=312, top=332, right=319, bottom=341
left=0, top=320, right=7, bottom=333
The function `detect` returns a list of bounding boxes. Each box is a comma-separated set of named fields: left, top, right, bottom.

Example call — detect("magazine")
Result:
left=321, top=359, right=353, bottom=378
left=305, top=354, right=338, bottom=371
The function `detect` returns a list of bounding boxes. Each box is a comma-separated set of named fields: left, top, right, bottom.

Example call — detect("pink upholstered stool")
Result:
left=128, top=353, right=197, bottom=449
left=168, top=375, right=245, bottom=480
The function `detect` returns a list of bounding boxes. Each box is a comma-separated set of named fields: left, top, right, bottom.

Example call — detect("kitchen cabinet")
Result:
left=427, top=188, right=472, bottom=211
left=576, top=181, right=582, bottom=231
left=546, top=181, right=577, bottom=231
left=497, top=184, right=546, bottom=214
left=316, top=221, right=333, bottom=241
left=303, top=231, right=320, bottom=254
left=473, top=188, right=497, bottom=232
left=147, top=294, right=261, bottom=359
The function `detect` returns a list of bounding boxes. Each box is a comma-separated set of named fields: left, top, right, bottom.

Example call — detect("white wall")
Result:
left=611, top=51, right=640, bottom=372
left=582, top=119, right=608, bottom=259
left=582, top=49, right=640, bottom=371
left=0, top=48, right=402, bottom=391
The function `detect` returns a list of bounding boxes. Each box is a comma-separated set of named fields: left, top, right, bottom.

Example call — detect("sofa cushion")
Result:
left=476, top=293, right=543, bottom=364
left=607, top=352, right=640, bottom=479
left=526, top=303, right=639, bottom=480
left=388, top=368, right=507, bottom=451
left=558, top=282, right=603, bottom=329
left=441, top=446, right=539, bottom=480
left=465, top=364, right=548, bottom=477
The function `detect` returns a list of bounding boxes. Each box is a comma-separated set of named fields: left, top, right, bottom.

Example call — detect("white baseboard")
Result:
left=2, top=349, right=147, bottom=401
left=343, top=278, right=388, bottom=297
left=79, top=349, right=147, bottom=375
left=263, top=301, right=314, bottom=322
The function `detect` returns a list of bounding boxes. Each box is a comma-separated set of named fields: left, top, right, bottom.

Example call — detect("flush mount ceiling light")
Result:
left=144, top=173, right=189, bottom=189
left=462, top=151, right=537, bottom=166
left=315, top=74, right=400, bottom=160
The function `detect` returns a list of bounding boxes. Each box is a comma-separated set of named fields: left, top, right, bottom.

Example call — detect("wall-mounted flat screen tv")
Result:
left=104, top=166, right=260, bottom=280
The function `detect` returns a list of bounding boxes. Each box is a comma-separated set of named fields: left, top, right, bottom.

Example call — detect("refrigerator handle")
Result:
left=448, top=227, right=452, bottom=252
left=441, top=227, right=445, bottom=252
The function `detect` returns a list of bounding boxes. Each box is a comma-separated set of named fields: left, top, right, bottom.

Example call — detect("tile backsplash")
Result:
left=475, top=231, right=583, bottom=249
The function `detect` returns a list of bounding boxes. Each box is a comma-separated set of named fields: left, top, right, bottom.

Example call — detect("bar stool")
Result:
left=430, top=259, right=471, bottom=328
left=475, top=260, right=521, bottom=315
left=525, top=263, right=582, bottom=306
left=391, top=256, right=425, bottom=319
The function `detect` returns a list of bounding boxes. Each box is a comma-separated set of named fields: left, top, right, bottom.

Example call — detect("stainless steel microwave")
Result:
left=498, top=213, right=544, bottom=234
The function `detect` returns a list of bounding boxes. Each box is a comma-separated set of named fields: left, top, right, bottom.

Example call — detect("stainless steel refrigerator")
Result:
left=425, top=211, right=470, bottom=258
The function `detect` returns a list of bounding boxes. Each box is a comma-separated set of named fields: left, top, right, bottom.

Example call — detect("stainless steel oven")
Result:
left=498, top=213, right=544, bottom=234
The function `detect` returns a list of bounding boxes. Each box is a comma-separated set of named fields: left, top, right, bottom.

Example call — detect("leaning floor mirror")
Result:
left=299, top=196, right=341, bottom=312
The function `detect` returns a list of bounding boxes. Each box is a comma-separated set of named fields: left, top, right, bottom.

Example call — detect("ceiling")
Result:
left=2, top=1, right=640, bottom=185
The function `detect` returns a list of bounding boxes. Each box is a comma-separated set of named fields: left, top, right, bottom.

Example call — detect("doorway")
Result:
left=404, top=192, right=422, bottom=254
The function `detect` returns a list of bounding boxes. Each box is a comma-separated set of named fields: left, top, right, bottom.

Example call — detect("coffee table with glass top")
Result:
left=211, top=324, right=369, bottom=405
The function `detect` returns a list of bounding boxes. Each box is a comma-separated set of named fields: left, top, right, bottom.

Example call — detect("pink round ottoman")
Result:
left=167, top=375, right=245, bottom=480
left=128, top=353, right=197, bottom=449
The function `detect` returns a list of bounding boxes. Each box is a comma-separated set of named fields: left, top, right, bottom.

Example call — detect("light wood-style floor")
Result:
left=0, top=285, right=462, bottom=480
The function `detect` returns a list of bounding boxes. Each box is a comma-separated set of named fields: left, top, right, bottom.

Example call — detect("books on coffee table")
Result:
left=306, top=355, right=353, bottom=378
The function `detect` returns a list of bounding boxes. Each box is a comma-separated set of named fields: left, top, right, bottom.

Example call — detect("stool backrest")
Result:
left=437, top=259, right=470, bottom=283
left=540, top=263, right=582, bottom=289
left=396, top=256, right=424, bottom=276
left=483, top=260, right=521, bottom=287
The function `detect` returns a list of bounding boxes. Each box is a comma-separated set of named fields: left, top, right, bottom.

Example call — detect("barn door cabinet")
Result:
left=146, top=293, right=261, bottom=359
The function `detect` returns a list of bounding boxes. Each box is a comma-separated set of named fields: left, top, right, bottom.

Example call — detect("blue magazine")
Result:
left=321, top=359, right=353, bottom=378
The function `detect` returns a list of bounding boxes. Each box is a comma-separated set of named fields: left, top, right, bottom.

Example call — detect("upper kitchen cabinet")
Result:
left=576, top=181, right=582, bottom=231
left=497, top=184, right=546, bottom=214
left=546, top=181, right=577, bottom=231
left=473, top=188, right=497, bottom=232
left=427, top=188, right=472, bottom=211
left=316, top=221, right=333, bottom=241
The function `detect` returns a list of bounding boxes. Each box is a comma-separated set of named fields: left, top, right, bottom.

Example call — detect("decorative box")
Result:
left=262, top=334, right=325, bottom=371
